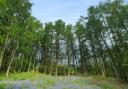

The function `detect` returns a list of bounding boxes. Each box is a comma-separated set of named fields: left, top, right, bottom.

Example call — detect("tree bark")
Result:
left=6, top=39, right=19, bottom=77
left=0, top=32, right=9, bottom=69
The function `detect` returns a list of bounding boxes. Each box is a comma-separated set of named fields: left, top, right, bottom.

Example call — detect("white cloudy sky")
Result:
left=30, top=0, right=128, bottom=24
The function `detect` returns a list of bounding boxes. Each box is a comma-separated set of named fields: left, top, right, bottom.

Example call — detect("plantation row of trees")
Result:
left=0, top=0, right=128, bottom=83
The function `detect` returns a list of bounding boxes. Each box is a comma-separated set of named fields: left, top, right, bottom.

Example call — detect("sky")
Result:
left=30, top=0, right=127, bottom=25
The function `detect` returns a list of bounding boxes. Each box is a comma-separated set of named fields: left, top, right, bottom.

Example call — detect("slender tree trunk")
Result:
left=49, top=60, right=52, bottom=75
left=67, top=42, right=71, bottom=76
left=63, top=68, right=66, bottom=75
left=32, top=59, right=36, bottom=72
left=27, top=57, right=32, bottom=72
left=0, top=33, right=9, bottom=69
left=117, top=14, right=128, bottom=33
left=55, top=65, right=57, bottom=76
left=97, top=43, right=106, bottom=77
left=91, top=41, right=100, bottom=75
left=100, top=55, right=106, bottom=77
left=50, top=42, right=53, bottom=75
left=6, top=39, right=19, bottom=77
left=55, top=39, right=59, bottom=76
left=44, top=65, right=47, bottom=74
left=101, top=32, right=119, bottom=78
left=19, top=55, right=24, bottom=72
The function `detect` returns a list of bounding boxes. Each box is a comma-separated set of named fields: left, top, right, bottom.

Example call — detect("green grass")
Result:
left=0, top=72, right=127, bottom=89
left=90, top=76, right=127, bottom=89
left=71, top=76, right=127, bottom=89
left=0, top=72, right=50, bottom=80
left=0, top=83, right=7, bottom=89
left=0, top=72, right=56, bottom=89
left=0, top=83, right=15, bottom=89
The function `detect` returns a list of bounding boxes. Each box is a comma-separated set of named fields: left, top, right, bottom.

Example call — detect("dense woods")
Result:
left=0, top=0, right=128, bottom=84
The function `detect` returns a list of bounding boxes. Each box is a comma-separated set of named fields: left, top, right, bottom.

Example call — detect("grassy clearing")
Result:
left=0, top=72, right=127, bottom=89
left=0, top=72, right=45, bottom=80
left=71, top=76, right=127, bottom=89
left=0, top=83, right=7, bottom=89
left=0, top=72, right=56, bottom=89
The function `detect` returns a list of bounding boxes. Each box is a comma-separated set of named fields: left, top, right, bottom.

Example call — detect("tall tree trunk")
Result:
left=101, top=32, right=119, bottom=78
left=55, top=65, right=57, bottom=76
left=55, top=39, right=59, bottom=76
left=32, top=59, right=36, bottom=72
left=19, top=55, right=24, bottom=72
left=44, top=65, right=47, bottom=74
left=67, top=42, right=71, bottom=76
left=6, top=39, right=19, bottom=77
left=49, top=60, right=52, bottom=75
left=0, top=33, right=9, bottom=69
left=27, top=57, right=32, bottom=72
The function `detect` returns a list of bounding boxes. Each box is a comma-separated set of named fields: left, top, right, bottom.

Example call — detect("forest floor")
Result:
left=0, top=72, right=127, bottom=89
